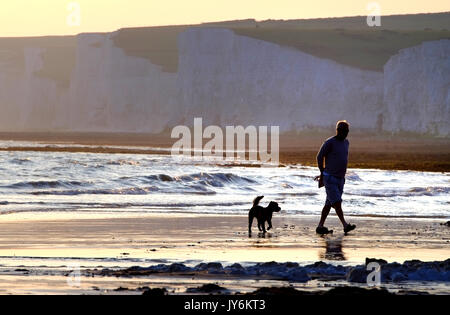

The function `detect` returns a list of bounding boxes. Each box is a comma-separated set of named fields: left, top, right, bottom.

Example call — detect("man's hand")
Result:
left=314, top=174, right=324, bottom=188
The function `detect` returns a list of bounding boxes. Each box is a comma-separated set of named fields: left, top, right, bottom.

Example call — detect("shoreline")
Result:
left=0, top=132, right=449, bottom=172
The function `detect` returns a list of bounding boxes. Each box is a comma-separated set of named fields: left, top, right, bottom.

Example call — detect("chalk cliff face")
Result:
left=0, top=65, right=24, bottom=131
left=0, top=28, right=448, bottom=136
left=68, top=33, right=178, bottom=133
left=177, top=28, right=384, bottom=131
left=0, top=47, right=69, bottom=131
left=383, top=39, right=450, bottom=135
left=22, top=47, right=70, bottom=130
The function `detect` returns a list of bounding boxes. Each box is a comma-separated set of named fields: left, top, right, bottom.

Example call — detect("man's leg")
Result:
left=317, top=174, right=333, bottom=232
left=331, top=177, right=353, bottom=229
left=318, top=204, right=332, bottom=227
left=333, top=201, right=356, bottom=233
left=331, top=201, right=348, bottom=228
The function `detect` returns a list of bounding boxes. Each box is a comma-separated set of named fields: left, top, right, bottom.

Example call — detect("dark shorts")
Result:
left=324, top=174, right=345, bottom=206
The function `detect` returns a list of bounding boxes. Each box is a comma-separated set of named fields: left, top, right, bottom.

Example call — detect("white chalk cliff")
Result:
left=383, top=39, right=450, bottom=135
left=0, top=28, right=448, bottom=136
left=67, top=33, right=178, bottom=132
left=177, top=28, right=384, bottom=131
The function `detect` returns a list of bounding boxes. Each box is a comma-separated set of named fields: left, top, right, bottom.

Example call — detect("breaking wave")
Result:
left=4, top=180, right=85, bottom=189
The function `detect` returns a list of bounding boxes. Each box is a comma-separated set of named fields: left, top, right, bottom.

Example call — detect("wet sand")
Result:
left=0, top=212, right=448, bottom=294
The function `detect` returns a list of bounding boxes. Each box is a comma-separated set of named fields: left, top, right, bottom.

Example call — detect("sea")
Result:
left=0, top=141, right=448, bottom=219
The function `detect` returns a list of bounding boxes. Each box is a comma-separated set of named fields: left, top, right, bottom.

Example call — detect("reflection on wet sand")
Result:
left=320, top=236, right=346, bottom=261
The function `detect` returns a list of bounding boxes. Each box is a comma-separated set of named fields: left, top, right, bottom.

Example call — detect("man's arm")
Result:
left=316, top=141, right=330, bottom=173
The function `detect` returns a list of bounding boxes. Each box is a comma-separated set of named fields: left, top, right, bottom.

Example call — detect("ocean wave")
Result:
left=28, top=186, right=217, bottom=196
left=106, top=159, right=141, bottom=166
left=346, top=171, right=363, bottom=181
left=9, top=158, right=32, bottom=164
left=175, top=172, right=257, bottom=184
left=143, top=174, right=175, bottom=182
left=407, top=186, right=450, bottom=195
left=30, top=186, right=159, bottom=196
left=124, top=172, right=259, bottom=188
left=278, top=192, right=318, bottom=197
left=291, top=174, right=315, bottom=179
left=3, top=180, right=86, bottom=189
left=346, top=186, right=450, bottom=198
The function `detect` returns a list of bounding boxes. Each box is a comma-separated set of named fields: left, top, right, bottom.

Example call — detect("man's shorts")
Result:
left=323, top=174, right=345, bottom=206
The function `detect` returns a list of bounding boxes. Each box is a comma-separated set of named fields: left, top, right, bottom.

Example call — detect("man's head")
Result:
left=336, top=120, right=349, bottom=140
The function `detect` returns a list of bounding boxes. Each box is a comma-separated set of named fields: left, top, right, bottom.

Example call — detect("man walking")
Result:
left=315, top=120, right=356, bottom=235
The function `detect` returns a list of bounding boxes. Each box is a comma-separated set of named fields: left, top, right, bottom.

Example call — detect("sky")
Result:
left=1, top=0, right=449, bottom=37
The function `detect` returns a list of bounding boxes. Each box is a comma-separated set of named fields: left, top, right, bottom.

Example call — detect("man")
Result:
left=315, top=120, right=356, bottom=235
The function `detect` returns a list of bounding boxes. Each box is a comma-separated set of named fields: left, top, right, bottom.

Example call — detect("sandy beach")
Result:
left=0, top=212, right=448, bottom=294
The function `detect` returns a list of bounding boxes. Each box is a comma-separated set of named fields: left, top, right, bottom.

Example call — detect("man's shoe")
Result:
left=344, top=223, right=356, bottom=234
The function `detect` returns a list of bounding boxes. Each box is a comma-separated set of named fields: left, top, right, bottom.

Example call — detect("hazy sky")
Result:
left=1, top=0, right=449, bottom=37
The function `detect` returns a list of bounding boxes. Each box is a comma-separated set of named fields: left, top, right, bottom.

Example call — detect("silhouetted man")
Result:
left=315, top=120, right=356, bottom=235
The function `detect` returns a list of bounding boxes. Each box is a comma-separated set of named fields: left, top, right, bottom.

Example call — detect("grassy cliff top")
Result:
left=232, top=28, right=450, bottom=71
left=111, top=26, right=187, bottom=73
left=0, top=12, right=449, bottom=84
left=112, top=12, right=450, bottom=72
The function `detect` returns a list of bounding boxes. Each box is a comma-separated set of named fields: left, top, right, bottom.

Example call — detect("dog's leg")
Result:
left=261, top=221, right=266, bottom=233
left=248, top=214, right=254, bottom=235
left=267, top=219, right=272, bottom=230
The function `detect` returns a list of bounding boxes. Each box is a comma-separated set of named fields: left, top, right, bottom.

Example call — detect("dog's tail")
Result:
left=253, top=196, right=264, bottom=207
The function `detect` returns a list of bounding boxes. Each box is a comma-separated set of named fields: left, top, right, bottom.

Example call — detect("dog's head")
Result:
left=268, top=201, right=281, bottom=213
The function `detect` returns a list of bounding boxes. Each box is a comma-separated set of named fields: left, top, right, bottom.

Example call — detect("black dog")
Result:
left=248, top=196, right=281, bottom=235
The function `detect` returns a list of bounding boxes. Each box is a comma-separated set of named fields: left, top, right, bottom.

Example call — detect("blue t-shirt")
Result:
left=316, top=136, right=349, bottom=178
